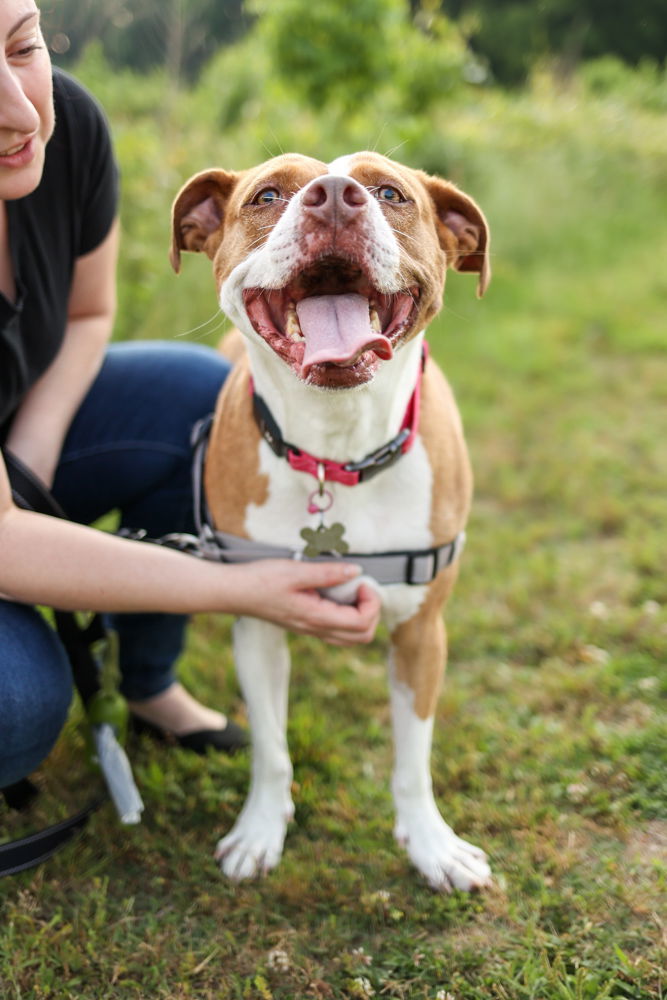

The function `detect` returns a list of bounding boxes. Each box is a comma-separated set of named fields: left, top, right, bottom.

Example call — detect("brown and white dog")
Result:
left=170, top=152, right=491, bottom=891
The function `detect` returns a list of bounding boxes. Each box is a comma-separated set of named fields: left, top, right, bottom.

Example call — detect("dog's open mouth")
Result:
left=243, top=257, right=419, bottom=385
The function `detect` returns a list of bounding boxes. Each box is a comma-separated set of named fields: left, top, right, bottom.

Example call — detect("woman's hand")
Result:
left=229, top=560, right=382, bottom=646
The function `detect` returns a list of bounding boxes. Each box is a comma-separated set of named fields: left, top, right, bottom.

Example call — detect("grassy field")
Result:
left=1, top=64, right=666, bottom=999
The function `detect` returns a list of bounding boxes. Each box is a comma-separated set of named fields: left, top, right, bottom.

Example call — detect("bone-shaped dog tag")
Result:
left=300, top=522, right=350, bottom=557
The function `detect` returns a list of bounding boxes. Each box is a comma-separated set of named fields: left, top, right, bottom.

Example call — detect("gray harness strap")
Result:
left=198, top=525, right=466, bottom=586
left=190, top=416, right=466, bottom=586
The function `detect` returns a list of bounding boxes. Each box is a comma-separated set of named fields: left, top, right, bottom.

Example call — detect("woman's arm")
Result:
left=0, top=454, right=380, bottom=645
left=5, top=220, right=119, bottom=486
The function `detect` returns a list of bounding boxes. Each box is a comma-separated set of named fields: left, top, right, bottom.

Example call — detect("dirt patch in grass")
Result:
left=624, top=820, right=667, bottom=867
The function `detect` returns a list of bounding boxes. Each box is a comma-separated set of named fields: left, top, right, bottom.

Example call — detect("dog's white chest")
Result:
left=245, top=436, right=435, bottom=626
left=246, top=435, right=432, bottom=550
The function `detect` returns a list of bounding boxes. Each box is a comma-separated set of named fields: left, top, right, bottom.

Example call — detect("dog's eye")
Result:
left=374, top=186, right=405, bottom=204
left=253, top=188, right=281, bottom=206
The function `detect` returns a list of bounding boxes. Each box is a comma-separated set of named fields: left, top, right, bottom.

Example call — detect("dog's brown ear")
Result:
left=170, top=169, right=238, bottom=273
left=421, top=176, right=491, bottom=297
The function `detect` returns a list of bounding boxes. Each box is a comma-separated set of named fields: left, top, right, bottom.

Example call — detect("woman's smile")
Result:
left=0, top=136, right=35, bottom=166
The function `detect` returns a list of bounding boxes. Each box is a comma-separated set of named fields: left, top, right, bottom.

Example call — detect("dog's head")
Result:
left=171, top=151, right=489, bottom=389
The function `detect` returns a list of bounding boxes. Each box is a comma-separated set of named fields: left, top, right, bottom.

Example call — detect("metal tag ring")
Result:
left=307, top=488, right=334, bottom=515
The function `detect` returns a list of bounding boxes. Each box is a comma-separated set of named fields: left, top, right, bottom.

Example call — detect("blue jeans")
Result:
left=0, top=341, right=230, bottom=787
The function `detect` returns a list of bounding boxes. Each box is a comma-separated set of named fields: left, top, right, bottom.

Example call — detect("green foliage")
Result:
left=443, top=0, right=667, bottom=86
left=580, top=55, right=667, bottom=111
left=247, top=0, right=469, bottom=115
left=250, top=0, right=405, bottom=111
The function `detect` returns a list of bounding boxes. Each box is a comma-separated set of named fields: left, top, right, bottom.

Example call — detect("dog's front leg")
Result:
left=215, top=617, right=294, bottom=879
left=389, top=585, right=492, bottom=892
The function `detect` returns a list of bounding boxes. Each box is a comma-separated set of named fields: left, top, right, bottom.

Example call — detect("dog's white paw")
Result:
left=394, top=810, right=491, bottom=892
left=214, top=798, right=294, bottom=880
left=319, top=574, right=380, bottom=606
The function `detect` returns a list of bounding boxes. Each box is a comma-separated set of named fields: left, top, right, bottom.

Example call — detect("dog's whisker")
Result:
left=440, top=301, right=476, bottom=323
left=259, top=138, right=280, bottom=159
left=382, top=139, right=409, bottom=160
left=369, top=123, right=389, bottom=154
left=178, top=314, right=230, bottom=343
left=258, top=127, right=287, bottom=160
left=245, top=221, right=287, bottom=253
left=246, top=233, right=271, bottom=252
left=390, top=226, right=419, bottom=246
left=175, top=309, right=230, bottom=341
left=174, top=309, right=225, bottom=339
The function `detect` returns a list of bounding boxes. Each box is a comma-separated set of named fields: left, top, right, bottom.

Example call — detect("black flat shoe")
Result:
left=129, top=713, right=249, bottom=755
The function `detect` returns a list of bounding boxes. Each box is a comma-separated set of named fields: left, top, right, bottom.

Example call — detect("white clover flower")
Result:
left=267, top=947, right=290, bottom=972
left=588, top=600, right=609, bottom=620
left=361, top=889, right=392, bottom=912
left=642, top=600, right=660, bottom=616
left=579, top=644, right=610, bottom=665
left=351, top=947, right=373, bottom=966
left=566, top=782, right=590, bottom=803
left=351, top=976, right=375, bottom=997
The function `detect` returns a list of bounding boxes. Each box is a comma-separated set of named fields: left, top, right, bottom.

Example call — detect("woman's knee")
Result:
left=0, top=602, right=73, bottom=787
left=101, top=340, right=231, bottom=430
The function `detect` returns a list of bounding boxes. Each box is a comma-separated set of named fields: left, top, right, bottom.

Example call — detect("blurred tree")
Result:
left=40, top=0, right=249, bottom=80
left=440, top=0, right=667, bottom=85
left=250, top=0, right=470, bottom=113
left=250, top=0, right=403, bottom=109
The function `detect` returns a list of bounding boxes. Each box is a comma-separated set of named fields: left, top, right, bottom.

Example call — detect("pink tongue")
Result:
left=296, top=293, right=392, bottom=377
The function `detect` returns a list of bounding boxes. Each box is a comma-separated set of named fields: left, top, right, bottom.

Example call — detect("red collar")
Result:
left=251, top=344, right=427, bottom=486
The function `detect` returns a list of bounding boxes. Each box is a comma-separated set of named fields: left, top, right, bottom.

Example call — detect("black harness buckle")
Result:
left=405, top=540, right=457, bottom=584
left=345, top=427, right=411, bottom=482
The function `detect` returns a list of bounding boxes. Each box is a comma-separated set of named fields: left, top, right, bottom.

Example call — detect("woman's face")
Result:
left=0, top=0, right=54, bottom=202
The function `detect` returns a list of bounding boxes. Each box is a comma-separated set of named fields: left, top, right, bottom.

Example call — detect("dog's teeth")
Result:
left=285, top=304, right=304, bottom=341
left=369, top=306, right=382, bottom=333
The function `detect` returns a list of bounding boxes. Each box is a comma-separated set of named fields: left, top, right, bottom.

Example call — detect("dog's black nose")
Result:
left=302, top=175, right=368, bottom=225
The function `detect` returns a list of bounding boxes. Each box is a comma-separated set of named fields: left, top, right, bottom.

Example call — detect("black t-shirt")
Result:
left=0, top=69, right=119, bottom=441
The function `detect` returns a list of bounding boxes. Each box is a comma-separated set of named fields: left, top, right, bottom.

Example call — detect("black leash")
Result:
left=0, top=801, right=100, bottom=877
left=0, top=448, right=107, bottom=876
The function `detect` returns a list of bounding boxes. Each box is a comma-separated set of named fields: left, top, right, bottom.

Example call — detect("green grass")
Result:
left=1, top=65, right=666, bottom=999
